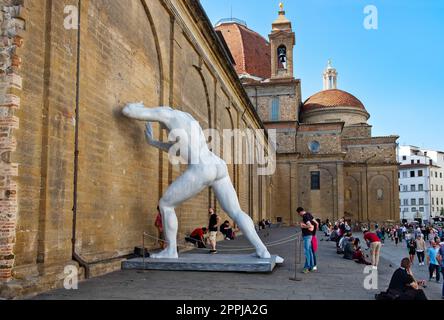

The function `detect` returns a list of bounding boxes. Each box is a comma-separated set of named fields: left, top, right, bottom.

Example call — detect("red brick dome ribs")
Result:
left=215, top=22, right=271, bottom=79
left=303, top=89, right=366, bottom=112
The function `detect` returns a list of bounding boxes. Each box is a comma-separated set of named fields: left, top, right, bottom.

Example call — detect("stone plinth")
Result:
left=122, top=254, right=281, bottom=273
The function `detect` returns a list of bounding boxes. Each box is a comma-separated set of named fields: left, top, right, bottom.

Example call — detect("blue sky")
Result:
left=201, top=0, right=444, bottom=151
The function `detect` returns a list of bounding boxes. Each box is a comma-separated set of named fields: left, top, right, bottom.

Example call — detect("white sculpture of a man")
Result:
left=122, top=103, right=279, bottom=261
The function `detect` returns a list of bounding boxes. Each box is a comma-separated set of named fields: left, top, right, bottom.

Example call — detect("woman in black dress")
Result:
left=407, top=238, right=417, bottom=265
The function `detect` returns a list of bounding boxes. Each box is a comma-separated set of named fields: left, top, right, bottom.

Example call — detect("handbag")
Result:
left=312, top=235, right=318, bottom=253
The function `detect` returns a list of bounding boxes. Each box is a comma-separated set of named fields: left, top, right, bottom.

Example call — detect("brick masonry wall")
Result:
left=0, top=0, right=270, bottom=297
left=244, top=82, right=301, bottom=154
left=342, top=124, right=372, bottom=139
left=296, top=129, right=343, bottom=156
left=0, top=0, right=25, bottom=283
left=342, top=137, right=399, bottom=164
left=244, top=82, right=300, bottom=123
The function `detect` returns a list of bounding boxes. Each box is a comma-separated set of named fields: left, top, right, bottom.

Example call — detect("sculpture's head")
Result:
left=122, top=101, right=144, bottom=118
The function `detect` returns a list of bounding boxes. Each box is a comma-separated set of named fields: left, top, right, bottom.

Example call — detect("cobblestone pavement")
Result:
left=34, top=227, right=442, bottom=300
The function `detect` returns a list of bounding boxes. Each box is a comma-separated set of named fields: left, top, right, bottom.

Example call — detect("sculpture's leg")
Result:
left=212, top=176, right=271, bottom=259
left=151, top=168, right=208, bottom=259
left=151, top=205, right=179, bottom=259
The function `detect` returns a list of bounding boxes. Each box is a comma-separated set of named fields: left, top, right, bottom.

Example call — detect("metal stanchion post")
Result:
left=290, top=233, right=302, bottom=281
left=142, top=232, right=146, bottom=270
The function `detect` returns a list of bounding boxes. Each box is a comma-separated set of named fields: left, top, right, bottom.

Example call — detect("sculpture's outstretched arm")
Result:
left=122, top=102, right=172, bottom=123
left=144, top=122, right=174, bottom=153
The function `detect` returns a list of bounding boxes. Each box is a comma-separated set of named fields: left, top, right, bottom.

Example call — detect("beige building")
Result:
left=217, top=6, right=400, bottom=226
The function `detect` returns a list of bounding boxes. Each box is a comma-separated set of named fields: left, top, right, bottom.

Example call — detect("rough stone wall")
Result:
left=296, top=123, right=344, bottom=156
left=244, top=81, right=300, bottom=154
left=342, top=135, right=399, bottom=224
left=294, top=161, right=343, bottom=222
left=275, top=128, right=296, bottom=153
left=342, top=137, right=399, bottom=164
left=0, top=0, right=25, bottom=284
left=342, top=124, right=372, bottom=139
left=344, top=165, right=399, bottom=225
left=0, top=0, right=270, bottom=298
left=270, top=162, right=292, bottom=223
left=244, top=82, right=300, bottom=123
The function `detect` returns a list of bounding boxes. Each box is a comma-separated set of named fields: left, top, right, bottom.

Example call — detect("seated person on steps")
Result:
left=220, top=220, right=235, bottom=240
left=185, top=227, right=208, bottom=248
left=382, top=257, right=428, bottom=300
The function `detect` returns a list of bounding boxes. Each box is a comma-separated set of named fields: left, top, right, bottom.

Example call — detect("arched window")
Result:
left=277, top=45, right=287, bottom=69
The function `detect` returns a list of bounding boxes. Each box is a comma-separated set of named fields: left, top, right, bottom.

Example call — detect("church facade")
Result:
left=216, top=5, right=400, bottom=226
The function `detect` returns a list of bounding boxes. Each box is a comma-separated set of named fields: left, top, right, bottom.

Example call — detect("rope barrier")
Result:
left=215, top=232, right=299, bottom=248
left=142, top=230, right=299, bottom=253
left=177, top=236, right=299, bottom=252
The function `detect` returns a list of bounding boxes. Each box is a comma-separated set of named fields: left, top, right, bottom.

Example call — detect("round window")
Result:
left=309, top=141, right=321, bottom=154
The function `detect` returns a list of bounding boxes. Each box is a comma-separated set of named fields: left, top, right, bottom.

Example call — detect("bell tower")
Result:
left=269, top=3, right=295, bottom=80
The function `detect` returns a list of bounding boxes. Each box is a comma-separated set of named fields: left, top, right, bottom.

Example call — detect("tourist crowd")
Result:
left=319, top=218, right=375, bottom=267
left=318, top=218, right=444, bottom=300
left=157, top=204, right=444, bottom=300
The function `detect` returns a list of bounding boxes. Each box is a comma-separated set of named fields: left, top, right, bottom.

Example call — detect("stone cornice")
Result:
left=302, top=106, right=370, bottom=120
left=342, top=136, right=399, bottom=146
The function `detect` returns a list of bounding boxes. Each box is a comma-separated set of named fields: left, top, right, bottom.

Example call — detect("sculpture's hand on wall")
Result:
left=122, top=102, right=144, bottom=119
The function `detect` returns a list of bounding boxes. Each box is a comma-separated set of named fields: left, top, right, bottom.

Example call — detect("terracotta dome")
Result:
left=301, top=89, right=370, bottom=126
left=302, top=89, right=366, bottom=112
left=215, top=21, right=271, bottom=79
